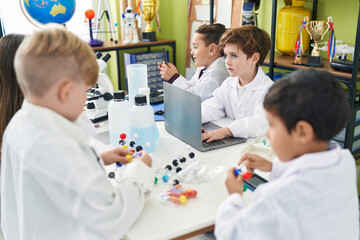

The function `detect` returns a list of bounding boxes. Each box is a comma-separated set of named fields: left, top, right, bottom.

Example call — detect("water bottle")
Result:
left=139, top=87, right=160, bottom=141
left=127, top=64, right=148, bottom=106
left=130, top=94, right=156, bottom=152
left=108, top=90, right=130, bottom=146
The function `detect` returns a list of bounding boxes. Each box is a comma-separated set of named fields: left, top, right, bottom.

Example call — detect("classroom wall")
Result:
left=156, top=1, right=188, bottom=76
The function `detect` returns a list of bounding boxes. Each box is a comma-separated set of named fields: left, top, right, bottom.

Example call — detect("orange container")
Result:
left=276, top=1, right=311, bottom=56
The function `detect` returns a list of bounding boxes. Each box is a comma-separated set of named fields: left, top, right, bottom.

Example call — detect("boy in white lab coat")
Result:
left=201, top=26, right=273, bottom=142
left=1, top=27, right=154, bottom=239
left=158, top=23, right=229, bottom=102
left=215, top=69, right=359, bottom=240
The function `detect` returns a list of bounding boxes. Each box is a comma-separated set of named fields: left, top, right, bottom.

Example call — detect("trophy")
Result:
left=304, top=16, right=332, bottom=67
left=141, top=0, right=160, bottom=42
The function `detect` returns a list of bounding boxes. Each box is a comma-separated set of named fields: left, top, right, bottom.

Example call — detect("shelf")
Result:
left=354, top=102, right=360, bottom=110
left=352, top=148, right=360, bottom=159
left=263, top=54, right=360, bottom=80
left=353, top=134, right=360, bottom=143
left=267, top=0, right=360, bottom=154
left=92, top=39, right=176, bottom=52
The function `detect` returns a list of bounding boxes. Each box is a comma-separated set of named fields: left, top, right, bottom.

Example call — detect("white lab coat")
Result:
left=173, top=57, right=229, bottom=102
left=202, top=67, right=273, bottom=138
left=215, top=144, right=359, bottom=240
left=1, top=100, right=154, bottom=240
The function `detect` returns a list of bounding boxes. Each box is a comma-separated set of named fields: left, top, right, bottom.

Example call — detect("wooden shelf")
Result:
left=92, top=38, right=176, bottom=52
left=264, top=54, right=360, bottom=80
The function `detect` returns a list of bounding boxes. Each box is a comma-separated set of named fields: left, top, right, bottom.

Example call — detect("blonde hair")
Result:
left=14, top=25, right=98, bottom=97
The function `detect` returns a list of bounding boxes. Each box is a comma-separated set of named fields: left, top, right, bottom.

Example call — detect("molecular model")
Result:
left=155, top=147, right=196, bottom=186
left=160, top=185, right=197, bottom=205
left=84, top=9, right=104, bottom=47
left=108, top=133, right=150, bottom=179
left=234, top=167, right=252, bottom=192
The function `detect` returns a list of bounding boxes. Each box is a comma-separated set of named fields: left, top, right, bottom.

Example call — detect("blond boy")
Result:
left=1, top=26, right=153, bottom=239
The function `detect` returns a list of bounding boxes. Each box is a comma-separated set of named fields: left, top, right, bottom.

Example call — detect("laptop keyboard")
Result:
left=202, top=139, right=226, bottom=148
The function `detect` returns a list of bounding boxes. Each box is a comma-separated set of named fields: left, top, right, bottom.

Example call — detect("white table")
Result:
left=90, top=120, right=273, bottom=240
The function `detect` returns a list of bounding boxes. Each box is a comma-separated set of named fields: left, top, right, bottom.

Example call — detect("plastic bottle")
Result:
left=138, top=87, right=160, bottom=140
left=108, top=90, right=131, bottom=147
left=130, top=94, right=156, bottom=152
left=138, top=87, right=150, bottom=106
left=127, top=64, right=148, bottom=106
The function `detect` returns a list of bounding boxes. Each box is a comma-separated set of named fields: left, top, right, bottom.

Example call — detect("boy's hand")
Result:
left=158, top=61, right=178, bottom=81
left=139, top=151, right=152, bottom=168
left=100, top=148, right=133, bottom=166
left=225, top=167, right=244, bottom=195
left=201, top=127, right=233, bottom=142
left=239, top=153, right=272, bottom=174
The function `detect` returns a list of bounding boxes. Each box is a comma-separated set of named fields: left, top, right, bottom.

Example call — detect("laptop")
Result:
left=150, top=89, right=164, bottom=104
left=163, top=82, right=246, bottom=152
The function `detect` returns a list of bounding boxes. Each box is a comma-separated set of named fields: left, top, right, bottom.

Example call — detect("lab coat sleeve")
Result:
left=215, top=191, right=281, bottom=240
left=173, top=74, right=220, bottom=102
left=27, top=138, right=153, bottom=239
left=76, top=160, right=154, bottom=239
left=201, top=87, right=226, bottom=123
left=268, top=157, right=293, bottom=181
left=172, top=74, right=193, bottom=89
left=228, top=102, right=268, bottom=138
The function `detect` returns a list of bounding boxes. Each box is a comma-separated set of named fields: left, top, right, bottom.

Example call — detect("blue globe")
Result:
left=21, top=0, right=76, bottom=26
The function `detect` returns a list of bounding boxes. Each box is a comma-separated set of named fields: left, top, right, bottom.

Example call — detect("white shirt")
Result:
left=215, top=144, right=359, bottom=240
left=201, top=67, right=273, bottom=138
left=1, top=100, right=154, bottom=240
left=173, top=57, right=229, bottom=102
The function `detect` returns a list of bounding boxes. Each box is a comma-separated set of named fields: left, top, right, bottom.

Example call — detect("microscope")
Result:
left=242, top=0, right=260, bottom=26
left=86, top=52, right=114, bottom=123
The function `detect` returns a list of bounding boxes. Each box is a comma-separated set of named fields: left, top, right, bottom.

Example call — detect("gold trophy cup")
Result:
left=141, top=0, right=160, bottom=42
left=304, top=16, right=332, bottom=67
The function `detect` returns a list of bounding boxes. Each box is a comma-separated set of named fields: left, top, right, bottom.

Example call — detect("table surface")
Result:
left=90, top=120, right=273, bottom=240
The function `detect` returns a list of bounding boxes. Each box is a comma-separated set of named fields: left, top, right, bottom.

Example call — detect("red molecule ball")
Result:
left=189, top=190, right=197, bottom=198
left=242, top=172, right=252, bottom=180
left=85, top=9, right=95, bottom=20
left=120, top=133, right=127, bottom=140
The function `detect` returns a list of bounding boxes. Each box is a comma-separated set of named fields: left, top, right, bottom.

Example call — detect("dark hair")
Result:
left=195, top=23, right=227, bottom=46
left=263, top=69, right=350, bottom=141
left=219, top=25, right=271, bottom=66
left=0, top=34, right=25, bottom=153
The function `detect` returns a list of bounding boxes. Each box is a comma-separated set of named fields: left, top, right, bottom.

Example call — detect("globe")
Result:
left=20, top=0, right=76, bottom=27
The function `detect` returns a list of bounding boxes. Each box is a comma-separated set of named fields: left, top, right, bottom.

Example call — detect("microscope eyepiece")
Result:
left=95, top=51, right=102, bottom=59
left=102, top=53, right=111, bottom=63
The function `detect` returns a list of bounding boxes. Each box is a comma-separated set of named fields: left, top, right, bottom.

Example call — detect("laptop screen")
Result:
left=163, top=82, right=202, bottom=150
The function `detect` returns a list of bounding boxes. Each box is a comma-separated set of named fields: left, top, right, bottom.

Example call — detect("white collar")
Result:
left=197, top=56, right=225, bottom=72
left=282, top=143, right=342, bottom=178
left=21, top=100, right=89, bottom=146
left=228, top=66, right=267, bottom=91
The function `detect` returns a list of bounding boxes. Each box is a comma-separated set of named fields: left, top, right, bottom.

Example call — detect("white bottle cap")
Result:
left=138, top=87, right=150, bottom=105
left=139, top=87, right=150, bottom=95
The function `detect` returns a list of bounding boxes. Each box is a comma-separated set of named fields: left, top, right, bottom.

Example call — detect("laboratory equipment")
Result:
left=86, top=52, right=114, bottom=123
